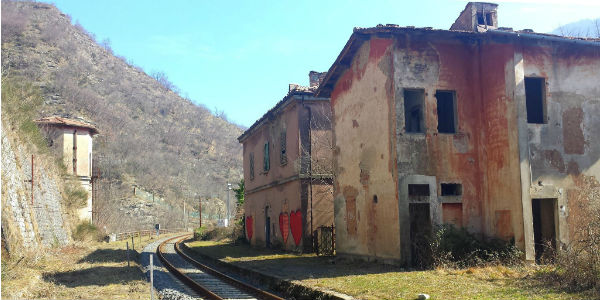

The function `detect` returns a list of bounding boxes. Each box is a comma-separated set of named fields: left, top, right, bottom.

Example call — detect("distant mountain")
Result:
left=1, top=1, right=243, bottom=231
left=550, top=18, right=600, bottom=38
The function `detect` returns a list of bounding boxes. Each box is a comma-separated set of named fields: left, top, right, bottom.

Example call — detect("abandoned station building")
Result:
left=239, top=72, right=333, bottom=251
left=36, top=116, right=99, bottom=222
left=315, top=2, right=600, bottom=264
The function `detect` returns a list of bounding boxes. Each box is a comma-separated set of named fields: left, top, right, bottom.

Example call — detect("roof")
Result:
left=35, top=116, right=99, bottom=135
left=316, top=24, right=600, bottom=97
left=238, top=86, right=328, bottom=143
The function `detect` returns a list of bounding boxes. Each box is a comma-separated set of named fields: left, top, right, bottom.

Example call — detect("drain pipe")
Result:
left=302, top=96, right=314, bottom=246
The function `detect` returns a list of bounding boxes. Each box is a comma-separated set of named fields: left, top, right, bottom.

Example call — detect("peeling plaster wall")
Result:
left=242, top=99, right=334, bottom=251
left=516, top=42, right=600, bottom=259
left=245, top=180, right=302, bottom=250
left=392, top=36, right=524, bottom=262
left=331, top=38, right=400, bottom=262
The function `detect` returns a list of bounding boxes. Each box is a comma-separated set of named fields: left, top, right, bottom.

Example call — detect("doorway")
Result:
left=265, top=206, right=271, bottom=248
left=409, top=203, right=432, bottom=267
left=532, top=198, right=557, bottom=262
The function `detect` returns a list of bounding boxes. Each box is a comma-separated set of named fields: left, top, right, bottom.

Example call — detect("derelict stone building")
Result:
left=238, top=72, right=334, bottom=251
left=316, top=2, right=600, bottom=264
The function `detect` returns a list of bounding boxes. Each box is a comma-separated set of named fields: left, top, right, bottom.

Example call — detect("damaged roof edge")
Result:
left=237, top=90, right=329, bottom=143
left=316, top=25, right=600, bottom=98
left=35, top=116, right=99, bottom=135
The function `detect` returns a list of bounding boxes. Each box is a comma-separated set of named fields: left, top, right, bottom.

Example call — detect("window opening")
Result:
left=263, top=142, right=270, bottom=172
left=408, top=184, right=430, bottom=196
left=441, top=183, right=462, bottom=196
left=525, top=77, right=546, bottom=124
left=436, top=90, right=457, bottom=133
left=404, top=89, right=425, bottom=133
left=249, top=153, right=255, bottom=180
left=280, top=131, right=287, bottom=165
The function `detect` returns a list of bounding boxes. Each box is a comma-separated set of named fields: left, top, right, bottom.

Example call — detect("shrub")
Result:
left=430, top=224, right=522, bottom=268
left=541, top=175, right=600, bottom=292
left=64, top=181, right=88, bottom=209
left=72, top=222, right=103, bottom=242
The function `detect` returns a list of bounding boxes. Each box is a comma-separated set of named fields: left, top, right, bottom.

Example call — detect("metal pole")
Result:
left=126, top=241, right=130, bottom=267
left=31, top=155, right=34, bottom=206
left=150, top=254, right=154, bottom=300
left=226, top=183, right=231, bottom=226
left=199, top=198, right=202, bottom=228
left=131, top=236, right=135, bottom=250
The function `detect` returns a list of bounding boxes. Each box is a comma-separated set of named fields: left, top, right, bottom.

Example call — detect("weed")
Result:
left=72, top=222, right=103, bottom=242
left=429, top=224, right=522, bottom=268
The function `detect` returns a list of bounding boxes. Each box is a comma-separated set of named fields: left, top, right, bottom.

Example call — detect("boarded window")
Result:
left=408, top=184, right=430, bottom=196
left=404, top=89, right=425, bottom=133
left=249, top=153, right=255, bottom=180
left=441, top=183, right=462, bottom=196
left=280, top=131, right=287, bottom=165
left=435, top=90, right=457, bottom=133
left=442, top=203, right=463, bottom=227
left=525, top=77, right=546, bottom=124
left=263, top=142, right=270, bottom=172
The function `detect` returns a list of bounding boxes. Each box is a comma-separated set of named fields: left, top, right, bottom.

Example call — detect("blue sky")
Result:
left=48, top=0, right=600, bottom=128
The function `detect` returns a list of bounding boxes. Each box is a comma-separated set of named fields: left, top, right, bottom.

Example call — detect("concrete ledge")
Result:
left=179, top=242, right=355, bottom=300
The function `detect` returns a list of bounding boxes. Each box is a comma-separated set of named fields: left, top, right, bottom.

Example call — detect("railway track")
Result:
left=156, top=234, right=285, bottom=300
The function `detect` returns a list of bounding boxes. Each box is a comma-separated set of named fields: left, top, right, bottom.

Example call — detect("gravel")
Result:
left=140, top=236, right=202, bottom=300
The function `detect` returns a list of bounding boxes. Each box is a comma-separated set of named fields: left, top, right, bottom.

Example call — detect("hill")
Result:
left=550, top=18, right=600, bottom=38
left=1, top=1, right=243, bottom=231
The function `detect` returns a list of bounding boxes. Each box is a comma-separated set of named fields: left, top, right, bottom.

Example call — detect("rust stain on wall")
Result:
left=343, top=185, right=358, bottom=236
left=563, top=107, right=585, bottom=155
left=543, top=149, right=565, bottom=173
left=495, top=210, right=514, bottom=240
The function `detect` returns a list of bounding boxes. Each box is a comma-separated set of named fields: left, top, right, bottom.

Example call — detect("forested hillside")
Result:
left=1, top=1, right=243, bottom=231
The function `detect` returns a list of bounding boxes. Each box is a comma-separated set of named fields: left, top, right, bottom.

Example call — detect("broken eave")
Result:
left=316, top=25, right=600, bottom=98
left=237, top=90, right=329, bottom=143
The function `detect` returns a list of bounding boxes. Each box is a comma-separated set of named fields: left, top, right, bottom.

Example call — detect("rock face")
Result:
left=1, top=128, right=70, bottom=250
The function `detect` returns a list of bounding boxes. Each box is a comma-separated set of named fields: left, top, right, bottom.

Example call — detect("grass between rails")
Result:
left=1, top=233, right=177, bottom=299
left=185, top=240, right=595, bottom=300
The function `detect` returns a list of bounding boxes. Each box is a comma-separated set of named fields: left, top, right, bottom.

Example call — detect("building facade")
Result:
left=316, top=2, right=600, bottom=264
left=239, top=72, right=334, bottom=251
left=36, top=116, right=99, bottom=222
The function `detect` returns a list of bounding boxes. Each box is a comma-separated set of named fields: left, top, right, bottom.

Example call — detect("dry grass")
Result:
left=186, top=240, right=596, bottom=300
left=1, top=234, right=169, bottom=299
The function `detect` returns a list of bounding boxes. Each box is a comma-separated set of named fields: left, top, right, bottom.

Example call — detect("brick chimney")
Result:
left=450, top=2, right=498, bottom=32
left=309, top=71, right=327, bottom=88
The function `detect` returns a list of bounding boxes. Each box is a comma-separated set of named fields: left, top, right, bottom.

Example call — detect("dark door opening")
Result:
left=409, top=203, right=432, bottom=267
left=532, top=198, right=557, bottom=262
left=265, top=206, right=271, bottom=248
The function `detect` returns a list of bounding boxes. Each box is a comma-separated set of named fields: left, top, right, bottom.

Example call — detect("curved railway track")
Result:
left=156, top=234, right=284, bottom=300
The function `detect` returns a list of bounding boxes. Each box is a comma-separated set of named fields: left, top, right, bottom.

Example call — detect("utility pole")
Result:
left=30, top=155, right=34, bottom=206
left=183, top=201, right=187, bottom=230
left=226, top=183, right=232, bottom=227
left=199, top=197, right=202, bottom=228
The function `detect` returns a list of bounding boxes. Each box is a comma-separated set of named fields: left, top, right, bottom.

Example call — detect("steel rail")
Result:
left=157, top=234, right=284, bottom=300
left=174, top=238, right=284, bottom=300
left=156, top=234, right=223, bottom=300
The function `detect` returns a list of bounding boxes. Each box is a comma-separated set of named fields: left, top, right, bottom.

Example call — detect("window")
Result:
left=408, top=184, right=430, bottom=196
left=249, top=153, right=255, bottom=180
left=525, top=77, right=546, bottom=124
left=280, top=131, right=287, bottom=165
left=263, top=142, right=270, bottom=172
left=477, top=12, right=493, bottom=26
left=404, top=89, right=425, bottom=133
left=435, top=90, right=457, bottom=133
left=441, top=183, right=462, bottom=196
